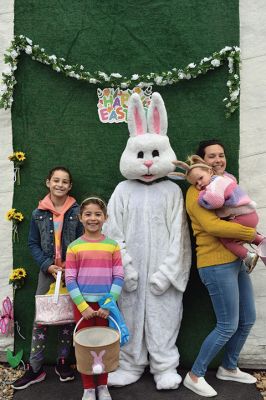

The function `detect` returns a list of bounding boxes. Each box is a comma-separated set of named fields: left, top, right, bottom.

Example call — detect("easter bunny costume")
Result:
left=104, top=92, right=191, bottom=390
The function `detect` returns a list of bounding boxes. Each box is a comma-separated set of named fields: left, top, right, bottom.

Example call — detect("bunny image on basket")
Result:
left=90, top=350, right=106, bottom=374
left=104, top=92, right=191, bottom=390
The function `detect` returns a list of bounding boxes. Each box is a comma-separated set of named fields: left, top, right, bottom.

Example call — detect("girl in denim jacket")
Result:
left=12, top=166, right=83, bottom=391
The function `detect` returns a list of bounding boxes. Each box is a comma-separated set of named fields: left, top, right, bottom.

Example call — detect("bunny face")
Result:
left=120, top=134, right=176, bottom=182
left=120, top=92, right=177, bottom=183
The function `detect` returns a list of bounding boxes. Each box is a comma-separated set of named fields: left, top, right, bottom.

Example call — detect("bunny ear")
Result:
left=127, top=93, right=147, bottom=137
left=172, top=160, right=190, bottom=171
left=168, top=172, right=187, bottom=180
left=188, top=154, right=206, bottom=164
left=147, top=92, right=168, bottom=136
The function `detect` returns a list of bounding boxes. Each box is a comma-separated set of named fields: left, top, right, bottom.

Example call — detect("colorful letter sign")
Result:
left=97, top=86, right=152, bottom=123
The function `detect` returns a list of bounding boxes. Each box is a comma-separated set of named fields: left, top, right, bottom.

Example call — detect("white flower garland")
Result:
left=0, top=35, right=240, bottom=117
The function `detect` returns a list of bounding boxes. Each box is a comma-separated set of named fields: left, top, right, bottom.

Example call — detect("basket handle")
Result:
left=52, top=270, right=62, bottom=304
left=108, top=315, right=122, bottom=342
left=73, top=316, right=85, bottom=337
left=73, top=315, right=122, bottom=345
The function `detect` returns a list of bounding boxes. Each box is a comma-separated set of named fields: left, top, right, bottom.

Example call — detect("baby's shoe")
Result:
left=82, top=388, right=96, bottom=400
left=244, top=251, right=259, bottom=273
left=97, top=385, right=112, bottom=400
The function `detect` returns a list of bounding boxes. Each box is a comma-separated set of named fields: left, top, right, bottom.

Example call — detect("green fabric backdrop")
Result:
left=12, top=0, right=239, bottom=367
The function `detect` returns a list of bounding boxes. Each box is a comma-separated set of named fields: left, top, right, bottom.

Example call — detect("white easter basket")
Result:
left=35, top=271, right=74, bottom=325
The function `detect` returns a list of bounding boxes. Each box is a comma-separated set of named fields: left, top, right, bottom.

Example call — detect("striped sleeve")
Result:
left=110, top=243, right=124, bottom=301
left=65, top=244, right=88, bottom=313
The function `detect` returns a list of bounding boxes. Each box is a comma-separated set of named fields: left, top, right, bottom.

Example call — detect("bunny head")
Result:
left=119, top=92, right=177, bottom=183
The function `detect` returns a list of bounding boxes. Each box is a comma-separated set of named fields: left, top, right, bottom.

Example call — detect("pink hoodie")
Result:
left=38, top=194, right=76, bottom=267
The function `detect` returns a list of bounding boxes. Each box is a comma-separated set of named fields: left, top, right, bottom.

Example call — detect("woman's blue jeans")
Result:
left=191, top=259, right=256, bottom=377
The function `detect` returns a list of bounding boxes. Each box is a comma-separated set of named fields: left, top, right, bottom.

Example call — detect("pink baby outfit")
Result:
left=198, top=174, right=263, bottom=259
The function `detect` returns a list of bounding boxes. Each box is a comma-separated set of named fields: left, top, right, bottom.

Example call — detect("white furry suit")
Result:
left=105, top=92, right=191, bottom=390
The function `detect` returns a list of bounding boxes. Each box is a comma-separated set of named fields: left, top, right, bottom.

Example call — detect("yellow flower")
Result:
left=9, top=267, right=27, bottom=288
left=7, top=208, right=24, bottom=242
left=8, top=151, right=26, bottom=163
left=9, top=271, right=18, bottom=281
left=14, top=212, right=24, bottom=222
left=13, top=273, right=19, bottom=280
left=6, top=208, right=24, bottom=223
left=15, top=267, right=27, bottom=278
left=6, top=208, right=16, bottom=221
left=15, top=151, right=26, bottom=162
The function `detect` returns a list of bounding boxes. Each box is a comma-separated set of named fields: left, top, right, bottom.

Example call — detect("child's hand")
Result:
left=82, top=306, right=96, bottom=320
left=97, top=308, right=109, bottom=319
left=47, top=264, right=63, bottom=279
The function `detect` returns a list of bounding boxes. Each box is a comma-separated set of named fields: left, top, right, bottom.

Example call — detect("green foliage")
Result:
left=1, top=35, right=240, bottom=117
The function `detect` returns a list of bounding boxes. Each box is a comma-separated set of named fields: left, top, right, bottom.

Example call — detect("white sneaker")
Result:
left=82, top=388, right=96, bottom=400
left=183, top=372, right=217, bottom=397
left=97, top=385, right=112, bottom=400
left=216, top=366, right=257, bottom=383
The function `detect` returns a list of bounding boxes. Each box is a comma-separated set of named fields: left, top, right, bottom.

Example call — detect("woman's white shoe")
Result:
left=183, top=372, right=217, bottom=397
left=216, top=366, right=257, bottom=384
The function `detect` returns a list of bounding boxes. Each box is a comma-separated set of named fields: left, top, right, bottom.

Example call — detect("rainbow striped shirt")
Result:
left=65, top=234, right=124, bottom=312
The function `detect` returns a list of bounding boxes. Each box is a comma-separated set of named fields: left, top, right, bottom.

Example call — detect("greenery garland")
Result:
left=0, top=35, right=240, bottom=117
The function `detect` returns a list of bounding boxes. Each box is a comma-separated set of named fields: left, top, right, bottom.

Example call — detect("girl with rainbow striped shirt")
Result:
left=65, top=196, right=124, bottom=400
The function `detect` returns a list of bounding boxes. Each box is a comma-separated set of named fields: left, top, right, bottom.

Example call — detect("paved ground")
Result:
left=13, top=367, right=262, bottom=400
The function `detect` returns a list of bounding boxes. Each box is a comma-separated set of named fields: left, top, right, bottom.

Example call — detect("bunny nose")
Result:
left=144, top=160, right=153, bottom=168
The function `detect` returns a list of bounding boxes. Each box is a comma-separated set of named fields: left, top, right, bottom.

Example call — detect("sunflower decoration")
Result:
left=9, top=267, right=27, bottom=289
left=6, top=208, right=24, bottom=242
left=8, top=151, right=26, bottom=185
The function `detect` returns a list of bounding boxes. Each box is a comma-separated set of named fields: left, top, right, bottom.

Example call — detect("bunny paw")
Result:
left=154, top=371, right=182, bottom=390
left=108, top=368, right=141, bottom=386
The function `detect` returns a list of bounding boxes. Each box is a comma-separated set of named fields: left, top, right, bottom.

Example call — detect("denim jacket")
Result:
left=28, top=202, right=83, bottom=272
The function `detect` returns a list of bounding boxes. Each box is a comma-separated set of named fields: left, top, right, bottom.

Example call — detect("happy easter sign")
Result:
left=97, top=86, right=152, bottom=123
